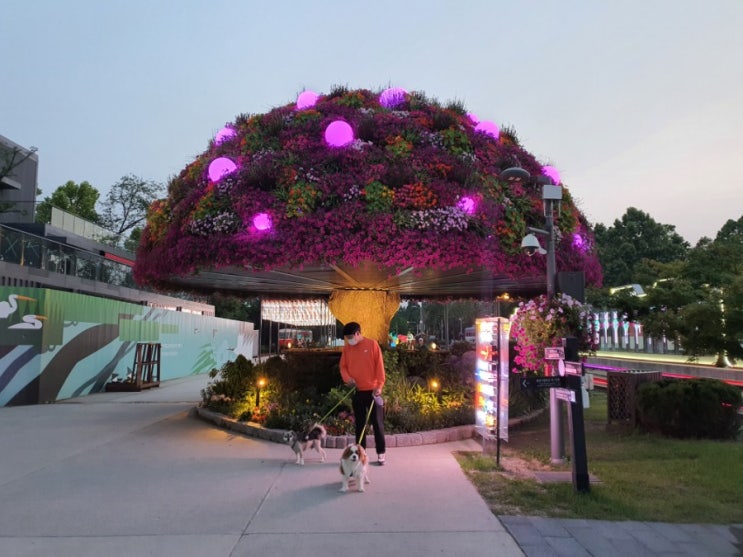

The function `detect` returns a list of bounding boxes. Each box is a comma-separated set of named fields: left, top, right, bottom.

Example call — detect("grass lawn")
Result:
left=456, top=390, right=743, bottom=523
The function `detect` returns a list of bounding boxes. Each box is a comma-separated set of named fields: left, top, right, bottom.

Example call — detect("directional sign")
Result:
left=554, top=388, right=576, bottom=403
left=520, top=376, right=563, bottom=390
left=544, top=347, right=565, bottom=360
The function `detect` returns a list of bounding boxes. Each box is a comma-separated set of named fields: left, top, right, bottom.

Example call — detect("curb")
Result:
left=194, top=406, right=475, bottom=448
left=194, top=406, right=547, bottom=448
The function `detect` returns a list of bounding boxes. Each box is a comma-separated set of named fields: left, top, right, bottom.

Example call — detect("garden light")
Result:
left=379, top=87, right=407, bottom=108
left=474, top=120, right=499, bottom=139
left=252, top=212, right=272, bottom=231
left=208, top=157, right=237, bottom=182
left=324, top=120, right=354, bottom=147
left=256, top=377, right=267, bottom=406
left=296, top=90, right=319, bottom=110
left=214, top=127, right=236, bottom=145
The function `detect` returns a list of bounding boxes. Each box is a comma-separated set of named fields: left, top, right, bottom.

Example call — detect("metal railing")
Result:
left=0, top=223, right=135, bottom=288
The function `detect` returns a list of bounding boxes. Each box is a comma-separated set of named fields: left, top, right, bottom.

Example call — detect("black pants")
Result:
left=352, top=390, right=385, bottom=454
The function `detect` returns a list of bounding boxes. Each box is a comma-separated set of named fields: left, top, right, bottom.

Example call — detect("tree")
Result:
left=35, top=180, right=100, bottom=224
left=678, top=215, right=743, bottom=365
left=98, top=174, right=164, bottom=240
left=593, top=208, right=689, bottom=287
left=0, top=143, right=37, bottom=183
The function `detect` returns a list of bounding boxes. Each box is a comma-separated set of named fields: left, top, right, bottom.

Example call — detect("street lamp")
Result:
left=504, top=167, right=566, bottom=464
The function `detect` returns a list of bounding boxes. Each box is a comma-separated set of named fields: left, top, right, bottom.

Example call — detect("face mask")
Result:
left=347, top=338, right=358, bottom=346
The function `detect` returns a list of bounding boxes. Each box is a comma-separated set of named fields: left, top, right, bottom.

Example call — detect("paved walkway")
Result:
left=0, top=374, right=740, bottom=557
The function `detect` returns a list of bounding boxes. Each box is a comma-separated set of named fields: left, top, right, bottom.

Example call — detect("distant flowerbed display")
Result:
left=134, top=86, right=602, bottom=287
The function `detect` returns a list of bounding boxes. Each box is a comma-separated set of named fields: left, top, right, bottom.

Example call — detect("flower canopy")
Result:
left=134, top=86, right=602, bottom=294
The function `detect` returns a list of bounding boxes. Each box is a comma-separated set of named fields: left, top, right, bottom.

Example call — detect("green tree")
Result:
left=209, top=293, right=260, bottom=322
left=678, top=215, right=743, bottom=365
left=593, top=207, right=689, bottom=287
left=35, top=180, right=100, bottom=224
left=98, top=174, right=164, bottom=240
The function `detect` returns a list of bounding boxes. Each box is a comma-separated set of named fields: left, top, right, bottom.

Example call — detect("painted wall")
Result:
left=0, top=287, right=258, bottom=406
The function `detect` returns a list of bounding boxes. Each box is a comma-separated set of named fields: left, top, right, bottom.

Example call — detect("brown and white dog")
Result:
left=282, top=423, right=327, bottom=465
left=339, top=444, right=370, bottom=492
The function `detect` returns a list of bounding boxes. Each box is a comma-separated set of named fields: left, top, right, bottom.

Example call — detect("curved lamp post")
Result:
left=502, top=167, right=566, bottom=464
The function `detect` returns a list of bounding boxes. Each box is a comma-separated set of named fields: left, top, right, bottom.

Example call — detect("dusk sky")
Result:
left=3, top=0, right=742, bottom=245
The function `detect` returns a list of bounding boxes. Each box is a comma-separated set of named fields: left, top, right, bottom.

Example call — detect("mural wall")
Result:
left=0, top=287, right=258, bottom=406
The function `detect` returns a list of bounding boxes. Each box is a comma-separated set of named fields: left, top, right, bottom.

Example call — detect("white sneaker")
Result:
left=378, top=453, right=386, bottom=466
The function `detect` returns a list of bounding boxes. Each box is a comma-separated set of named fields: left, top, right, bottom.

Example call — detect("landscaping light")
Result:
left=208, top=157, right=237, bottom=182
left=296, top=90, right=319, bottom=110
left=252, top=212, right=272, bottom=231
left=215, top=127, right=236, bottom=145
left=379, top=87, right=407, bottom=108
left=475, top=120, right=499, bottom=140
left=324, top=120, right=354, bottom=147
left=256, top=377, right=267, bottom=406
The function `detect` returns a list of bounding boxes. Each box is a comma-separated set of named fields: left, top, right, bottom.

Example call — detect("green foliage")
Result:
left=636, top=378, right=741, bottom=439
left=593, top=207, right=689, bottom=287
left=201, top=355, right=259, bottom=418
left=98, top=174, right=164, bottom=238
left=35, top=180, right=100, bottom=224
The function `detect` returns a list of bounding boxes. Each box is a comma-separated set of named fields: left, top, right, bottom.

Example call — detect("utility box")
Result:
left=607, top=370, right=662, bottom=426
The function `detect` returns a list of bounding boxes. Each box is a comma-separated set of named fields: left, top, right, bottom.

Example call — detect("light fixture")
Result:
left=499, top=166, right=531, bottom=183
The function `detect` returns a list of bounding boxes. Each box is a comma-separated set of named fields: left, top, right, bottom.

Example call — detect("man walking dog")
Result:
left=339, top=322, right=387, bottom=465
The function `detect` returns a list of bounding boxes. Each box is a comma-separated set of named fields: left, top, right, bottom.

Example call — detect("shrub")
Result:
left=636, top=378, right=741, bottom=439
left=201, top=355, right=259, bottom=419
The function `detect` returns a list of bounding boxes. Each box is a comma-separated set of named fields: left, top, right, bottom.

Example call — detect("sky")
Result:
left=3, top=0, right=742, bottom=246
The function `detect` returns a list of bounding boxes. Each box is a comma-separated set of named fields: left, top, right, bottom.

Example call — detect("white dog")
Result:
left=282, top=423, right=327, bottom=465
left=339, top=444, right=370, bottom=492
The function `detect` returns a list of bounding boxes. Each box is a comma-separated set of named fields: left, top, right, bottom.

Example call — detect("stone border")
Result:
left=194, top=406, right=474, bottom=448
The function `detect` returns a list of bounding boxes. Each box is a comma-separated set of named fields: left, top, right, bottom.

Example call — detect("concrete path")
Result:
left=0, top=374, right=740, bottom=556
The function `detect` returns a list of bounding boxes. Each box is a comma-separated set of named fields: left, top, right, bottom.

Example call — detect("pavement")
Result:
left=0, top=375, right=740, bottom=557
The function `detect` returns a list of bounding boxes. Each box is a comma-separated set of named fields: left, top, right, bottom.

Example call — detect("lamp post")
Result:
left=256, top=377, right=267, bottom=407
left=506, top=167, right=566, bottom=464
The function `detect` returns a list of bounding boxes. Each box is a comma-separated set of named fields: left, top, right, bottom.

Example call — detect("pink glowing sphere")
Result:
left=208, top=157, right=237, bottom=182
left=379, top=87, right=407, bottom=108
left=324, top=120, right=354, bottom=147
left=214, top=127, right=236, bottom=145
left=572, top=233, right=586, bottom=251
left=475, top=120, right=499, bottom=139
left=457, top=196, right=476, bottom=215
left=542, top=165, right=561, bottom=185
left=467, top=112, right=480, bottom=124
left=296, top=90, right=319, bottom=110
left=253, top=212, right=272, bottom=231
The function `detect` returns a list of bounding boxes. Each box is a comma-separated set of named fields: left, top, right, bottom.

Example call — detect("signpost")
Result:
left=554, top=388, right=576, bottom=403
left=520, top=376, right=562, bottom=390
left=520, top=364, right=590, bottom=493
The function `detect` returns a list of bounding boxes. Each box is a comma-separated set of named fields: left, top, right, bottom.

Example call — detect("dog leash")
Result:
left=316, top=386, right=356, bottom=425
left=357, top=400, right=376, bottom=446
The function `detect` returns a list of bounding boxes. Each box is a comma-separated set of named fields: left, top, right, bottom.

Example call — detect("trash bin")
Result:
left=607, top=370, right=662, bottom=426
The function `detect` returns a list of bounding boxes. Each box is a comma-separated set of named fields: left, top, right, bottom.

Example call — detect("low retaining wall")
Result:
left=194, top=406, right=474, bottom=448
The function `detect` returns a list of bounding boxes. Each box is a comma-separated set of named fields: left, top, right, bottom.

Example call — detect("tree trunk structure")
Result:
left=329, top=289, right=400, bottom=346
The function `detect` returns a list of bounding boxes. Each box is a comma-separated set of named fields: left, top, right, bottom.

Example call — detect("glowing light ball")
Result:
left=467, top=112, right=480, bottom=124
left=572, top=233, right=586, bottom=251
left=324, top=120, right=354, bottom=147
left=214, top=127, right=236, bottom=145
left=296, top=90, right=319, bottom=110
left=457, top=196, right=476, bottom=215
left=542, top=165, right=561, bottom=185
left=253, top=212, right=272, bottom=231
left=379, top=87, right=407, bottom=108
left=475, top=120, right=499, bottom=139
left=208, top=157, right=237, bottom=182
